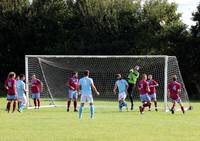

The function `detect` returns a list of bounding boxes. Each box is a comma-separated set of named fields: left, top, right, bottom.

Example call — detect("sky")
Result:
left=29, top=0, right=199, bottom=27
left=168, top=0, right=200, bottom=27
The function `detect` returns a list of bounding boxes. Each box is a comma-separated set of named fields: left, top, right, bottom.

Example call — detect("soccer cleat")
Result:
left=155, top=108, right=158, bottom=112
left=171, top=109, right=174, bottom=114
left=74, top=109, right=78, bottom=112
left=67, top=109, right=69, bottom=112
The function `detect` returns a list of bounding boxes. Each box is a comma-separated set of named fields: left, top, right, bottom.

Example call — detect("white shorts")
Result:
left=118, top=92, right=127, bottom=101
left=17, top=94, right=27, bottom=105
left=81, top=95, right=94, bottom=103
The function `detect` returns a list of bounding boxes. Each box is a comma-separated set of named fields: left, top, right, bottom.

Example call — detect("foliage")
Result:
left=0, top=0, right=199, bottom=98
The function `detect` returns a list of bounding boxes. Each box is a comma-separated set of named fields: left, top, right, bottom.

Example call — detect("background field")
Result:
left=0, top=98, right=199, bottom=141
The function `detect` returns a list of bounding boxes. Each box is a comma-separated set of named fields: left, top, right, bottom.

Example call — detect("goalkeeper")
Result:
left=127, top=66, right=140, bottom=110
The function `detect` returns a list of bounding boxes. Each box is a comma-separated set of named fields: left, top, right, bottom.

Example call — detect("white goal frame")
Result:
left=25, top=55, right=190, bottom=111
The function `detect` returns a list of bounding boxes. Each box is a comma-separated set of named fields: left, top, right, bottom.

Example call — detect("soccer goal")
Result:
left=25, top=55, right=191, bottom=111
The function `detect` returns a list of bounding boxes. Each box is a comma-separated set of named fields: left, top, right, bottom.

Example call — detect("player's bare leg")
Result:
left=179, top=103, right=185, bottom=114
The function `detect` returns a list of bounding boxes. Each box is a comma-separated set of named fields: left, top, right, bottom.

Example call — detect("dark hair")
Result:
left=84, top=70, right=90, bottom=76
left=116, top=74, right=121, bottom=79
left=172, top=75, right=177, bottom=81
left=19, top=74, right=25, bottom=79
left=72, top=71, right=78, bottom=76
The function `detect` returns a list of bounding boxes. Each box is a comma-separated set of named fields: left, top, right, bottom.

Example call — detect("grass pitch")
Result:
left=0, top=98, right=199, bottom=141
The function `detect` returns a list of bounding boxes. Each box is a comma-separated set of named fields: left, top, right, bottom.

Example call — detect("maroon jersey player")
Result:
left=168, top=75, right=185, bottom=114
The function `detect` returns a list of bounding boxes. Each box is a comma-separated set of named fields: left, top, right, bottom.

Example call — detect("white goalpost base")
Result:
left=25, top=55, right=191, bottom=112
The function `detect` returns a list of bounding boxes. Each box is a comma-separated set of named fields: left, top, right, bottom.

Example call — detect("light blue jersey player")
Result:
left=114, top=74, right=129, bottom=112
left=16, top=74, right=27, bottom=112
left=78, top=70, right=100, bottom=119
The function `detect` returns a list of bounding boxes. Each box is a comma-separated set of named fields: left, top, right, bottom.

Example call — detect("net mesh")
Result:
left=26, top=56, right=190, bottom=110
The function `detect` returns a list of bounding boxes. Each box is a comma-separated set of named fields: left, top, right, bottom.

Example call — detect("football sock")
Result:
left=20, top=103, right=24, bottom=112
left=74, top=100, right=77, bottom=110
left=143, top=103, right=148, bottom=107
left=79, top=105, right=84, bottom=119
left=7, top=102, right=11, bottom=112
left=18, top=102, right=20, bottom=110
left=181, top=106, right=185, bottom=114
left=90, top=105, right=94, bottom=119
left=172, top=103, right=176, bottom=110
left=154, top=101, right=157, bottom=108
left=148, top=102, right=151, bottom=108
left=13, top=101, right=16, bottom=112
left=34, top=99, right=37, bottom=107
left=149, top=102, right=151, bottom=109
left=37, top=99, right=40, bottom=108
left=67, top=101, right=71, bottom=109
left=118, top=101, right=122, bottom=111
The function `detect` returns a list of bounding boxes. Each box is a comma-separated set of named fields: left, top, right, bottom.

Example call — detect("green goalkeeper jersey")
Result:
left=128, top=70, right=139, bottom=84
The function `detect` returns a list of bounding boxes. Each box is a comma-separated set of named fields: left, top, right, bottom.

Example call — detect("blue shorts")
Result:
left=32, top=93, right=40, bottom=99
left=149, top=93, right=157, bottom=101
left=172, top=97, right=182, bottom=104
left=140, top=94, right=151, bottom=103
left=7, top=95, right=17, bottom=101
left=68, top=90, right=78, bottom=99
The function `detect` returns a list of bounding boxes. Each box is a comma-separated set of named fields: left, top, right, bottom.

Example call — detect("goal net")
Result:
left=25, top=55, right=191, bottom=111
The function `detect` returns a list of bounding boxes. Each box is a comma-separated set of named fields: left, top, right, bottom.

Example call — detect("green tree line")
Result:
left=0, top=0, right=200, bottom=98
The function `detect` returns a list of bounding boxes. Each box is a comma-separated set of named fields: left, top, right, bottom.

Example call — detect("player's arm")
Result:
left=23, top=82, right=27, bottom=94
left=4, top=81, right=8, bottom=90
left=167, top=84, right=170, bottom=97
left=38, top=80, right=43, bottom=92
left=135, top=71, right=139, bottom=79
left=77, top=85, right=81, bottom=96
left=146, top=82, right=150, bottom=92
left=113, top=83, right=117, bottom=95
left=177, top=84, right=181, bottom=94
left=125, top=82, right=129, bottom=94
left=92, top=83, right=100, bottom=95
left=167, top=90, right=170, bottom=97
left=67, top=79, right=74, bottom=90
left=138, top=83, right=141, bottom=91
left=149, top=80, right=159, bottom=87
left=13, top=81, right=17, bottom=95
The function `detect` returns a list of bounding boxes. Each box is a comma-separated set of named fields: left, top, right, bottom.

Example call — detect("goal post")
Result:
left=25, top=55, right=191, bottom=111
